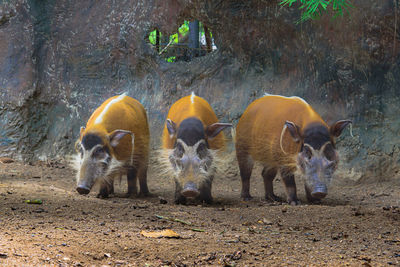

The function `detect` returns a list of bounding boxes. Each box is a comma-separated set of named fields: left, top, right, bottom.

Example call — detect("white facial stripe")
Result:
left=319, top=141, right=331, bottom=154
left=190, top=91, right=195, bottom=104
left=89, top=144, right=103, bottom=154
left=95, top=94, right=126, bottom=124
left=304, top=141, right=331, bottom=157
left=176, top=139, right=206, bottom=152
left=81, top=144, right=103, bottom=158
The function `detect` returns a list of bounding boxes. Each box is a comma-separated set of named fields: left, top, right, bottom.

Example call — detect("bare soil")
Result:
left=0, top=158, right=400, bottom=266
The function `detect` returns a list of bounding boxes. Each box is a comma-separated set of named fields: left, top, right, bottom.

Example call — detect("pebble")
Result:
left=0, top=253, right=8, bottom=258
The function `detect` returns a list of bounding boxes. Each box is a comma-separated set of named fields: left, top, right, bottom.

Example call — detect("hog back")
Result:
left=81, top=95, right=149, bottom=164
left=162, top=95, right=225, bottom=150
left=236, top=95, right=327, bottom=168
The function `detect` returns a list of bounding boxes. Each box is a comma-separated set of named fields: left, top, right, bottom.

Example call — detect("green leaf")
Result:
left=148, top=30, right=157, bottom=45
left=166, top=56, right=176, bottom=63
left=282, top=0, right=353, bottom=22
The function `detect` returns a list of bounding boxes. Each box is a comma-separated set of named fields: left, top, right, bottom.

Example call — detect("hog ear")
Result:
left=166, top=119, right=177, bottom=137
left=205, top=123, right=232, bottom=139
left=108, top=130, right=133, bottom=148
left=330, top=120, right=352, bottom=137
left=285, top=121, right=301, bottom=142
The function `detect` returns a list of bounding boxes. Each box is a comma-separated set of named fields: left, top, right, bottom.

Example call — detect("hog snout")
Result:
left=76, top=186, right=90, bottom=195
left=181, top=181, right=200, bottom=198
left=311, top=183, right=328, bottom=199
left=76, top=182, right=91, bottom=195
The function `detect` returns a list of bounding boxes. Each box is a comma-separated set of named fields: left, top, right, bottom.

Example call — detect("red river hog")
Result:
left=74, top=93, right=150, bottom=198
left=235, top=94, right=351, bottom=205
left=161, top=93, right=232, bottom=204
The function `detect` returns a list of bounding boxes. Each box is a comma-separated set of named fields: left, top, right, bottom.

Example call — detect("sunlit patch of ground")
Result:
left=0, top=159, right=399, bottom=266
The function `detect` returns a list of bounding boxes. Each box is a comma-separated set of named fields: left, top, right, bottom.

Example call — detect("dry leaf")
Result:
left=140, top=229, right=180, bottom=238
left=0, top=157, right=14, bottom=164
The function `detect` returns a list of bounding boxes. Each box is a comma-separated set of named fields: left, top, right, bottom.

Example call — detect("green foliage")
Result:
left=166, top=56, right=176, bottom=62
left=280, top=0, right=353, bottom=22
left=178, top=21, right=189, bottom=36
left=148, top=30, right=158, bottom=45
left=148, top=20, right=213, bottom=63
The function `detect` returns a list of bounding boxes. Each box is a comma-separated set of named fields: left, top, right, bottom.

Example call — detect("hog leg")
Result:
left=97, top=180, right=113, bottom=198
left=109, top=182, right=114, bottom=195
left=198, top=179, right=213, bottom=204
left=280, top=167, right=299, bottom=205
left=137, top=165, right=150, bottom=197
left=237, top=152, right=254, bottom=201
left=262, top=167, right=280, bottom=202
left=174, top=181, right=187, bottom=205
left=127, top=167, right=138, bottom=197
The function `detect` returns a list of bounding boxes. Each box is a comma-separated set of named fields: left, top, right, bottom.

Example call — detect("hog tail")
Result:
left=231, top=127, right=236, bottom=144
left=129, top=133, right=135, bottom=166
left=280, top=124, right=288, bottom=155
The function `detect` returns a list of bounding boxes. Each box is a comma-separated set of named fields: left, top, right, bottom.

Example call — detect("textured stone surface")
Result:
left=0, top=0, right=399, bottom=180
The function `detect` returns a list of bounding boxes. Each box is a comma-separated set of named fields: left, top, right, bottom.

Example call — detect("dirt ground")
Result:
left=0, top=156, right=400, bottom=267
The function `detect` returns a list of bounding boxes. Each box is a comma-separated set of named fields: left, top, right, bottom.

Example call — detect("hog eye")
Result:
left=196, top=143, right=208, bottom=159
left=323, top=144, right=336, bottom=161
left=93, top=147, right=106, bottom=158
left=175, top=143, right=184, bottom=158
left=303, top=146, right=313, bottom=159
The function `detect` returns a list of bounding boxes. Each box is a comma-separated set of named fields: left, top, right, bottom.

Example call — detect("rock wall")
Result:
left=0, top=0, right=399, bottom=181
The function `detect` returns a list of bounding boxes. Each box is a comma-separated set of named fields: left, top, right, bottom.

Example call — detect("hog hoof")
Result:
left=138, top=191, right=153, bottom=198
left=288, top=199, right=300, bottom=206
left=126, top=193, right=137, bottom=199
left=307, top=196, right=323, bottom=204
left=97, top=193, right=109, bottom=199
left=199, top=196, right=213, bottom=205
left=265, top=194, right=282, bottom=202
left=241, top=194, right=253, bottom=201
left=174, top=195, right=187, bottom=205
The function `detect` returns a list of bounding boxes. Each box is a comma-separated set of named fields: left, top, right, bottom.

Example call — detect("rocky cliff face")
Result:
left=0, top=0, right=399, bottom=181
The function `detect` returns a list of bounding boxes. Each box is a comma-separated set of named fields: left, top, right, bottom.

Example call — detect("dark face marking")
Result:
left=176, top=117, right=208, bottom=147
left=80, top=133, right=110, bottom=159
left=302, top=123, right=331, bottom=150
left=82, top=134, right=104, bottom=150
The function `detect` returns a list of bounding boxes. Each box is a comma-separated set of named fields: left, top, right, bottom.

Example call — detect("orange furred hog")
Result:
left=74, top=94, right=150, bottom=198
left=235, top=94, right=351, bottom=204
left=161, top=93, right=231, bottom=204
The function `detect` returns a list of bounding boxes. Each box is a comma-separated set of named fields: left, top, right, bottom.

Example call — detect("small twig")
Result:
left=158, top=39, right=175, bottom=55
left=155, top=214, right=192, bottom=225
left=174, top=218, right=192, bottom=225
left=191, top=228, right=206, bottom=232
